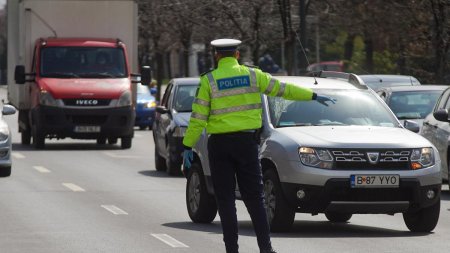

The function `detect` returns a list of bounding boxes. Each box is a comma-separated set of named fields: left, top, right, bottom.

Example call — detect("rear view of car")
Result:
left=360, top=74, right=421, bottom=91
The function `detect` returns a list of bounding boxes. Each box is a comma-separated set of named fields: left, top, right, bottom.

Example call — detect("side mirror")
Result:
left=2, top=105, right=16, bottom=115
left=141, top=66, right=152, bottom=86
left=150, top=87, right=157, bottom=95
left=156, top=105, right=169, bottom=114
left=14, top=65, right=26, bottom=84
left=433, top=108, right=449, bottom=122
left=404, top=120, right=420, bottom=133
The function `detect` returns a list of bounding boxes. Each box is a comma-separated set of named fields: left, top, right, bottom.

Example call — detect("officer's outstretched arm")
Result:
left=183, top=77, right=211, bottom=148
left=256, top=70, right=315, bottom=101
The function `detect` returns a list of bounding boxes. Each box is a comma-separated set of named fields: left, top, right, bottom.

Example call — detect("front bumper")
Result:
left=32, top=105, right=135, bottom=139
left=281, top=179, right=441, bottom=214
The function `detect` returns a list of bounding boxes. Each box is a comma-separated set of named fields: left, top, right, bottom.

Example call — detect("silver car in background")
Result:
left=185, top=72, right=441, bottom=233
left=0, top=105, right=17, bottom=177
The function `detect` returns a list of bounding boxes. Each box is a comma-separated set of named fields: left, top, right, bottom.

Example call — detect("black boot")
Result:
left=260, top=248, right=277, bottom=253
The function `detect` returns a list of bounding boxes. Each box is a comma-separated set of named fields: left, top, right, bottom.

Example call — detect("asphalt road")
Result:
left=0, top=87, right=449, bottom=253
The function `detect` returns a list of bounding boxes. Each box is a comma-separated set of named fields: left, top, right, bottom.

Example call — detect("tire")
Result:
left=139, top=126, right=146, bottom=130
left=263, top=169, right=295, bottom=232
left=96, top=138, right=106, bottom=145
left=403, top=198, right=440, bottom=232
left=0, top=166, right=11, bottom=177
left=166, top=145, right=182, bottom=176
left=121, top=137, right=132, bottom=149
left=186, top=163, right=217, bottom=223
left=154, top=145, right=167, bottom=171
left=32, top=125, right=45, bottom=149
left=108, top=137, right=118, bottom=145
left=325, top=211, right=352, bottom=223
left=21, top=129, right=31, bottom=145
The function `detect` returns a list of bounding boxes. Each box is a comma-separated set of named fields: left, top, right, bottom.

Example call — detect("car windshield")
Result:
left=362, top=76, right=420, bottom=91
left=268, top=89, right=399, bottom=127
left=388, top=90, right=442, bottom=119
left=137, top=84, right=150, bottom=94
left=173, top=85, right=198, bottom=112
left=40, top=47, right=127, bottom=78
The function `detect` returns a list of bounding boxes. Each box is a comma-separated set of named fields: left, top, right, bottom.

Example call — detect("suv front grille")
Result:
left=331, top=149, right=411, bottom=170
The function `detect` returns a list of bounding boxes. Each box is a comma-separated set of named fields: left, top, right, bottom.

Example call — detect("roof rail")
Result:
left=308, top=71, right=367, bottom=89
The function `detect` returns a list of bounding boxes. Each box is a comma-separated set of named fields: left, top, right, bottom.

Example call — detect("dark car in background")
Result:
left=421, top=86, right=450, bottom=185
left=135, top=84, right=157, bottom=130
left=153, top=77, right=199, bottom=176
left=377, top=85, right=447, bottom=133
left=360, top=74, right=421, bottom=91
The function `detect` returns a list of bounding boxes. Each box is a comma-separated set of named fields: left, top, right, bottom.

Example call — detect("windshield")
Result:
left=268, top=89, right=398, bottom=127
left=137, top=84, right=151, bottom=94
left=173, top=85, right=198, bottom=112
left=389, top=90, right=442, bottom=119
left=40, top=47, right=127, bottom=78
left=362, top=77, right=420, bottom=91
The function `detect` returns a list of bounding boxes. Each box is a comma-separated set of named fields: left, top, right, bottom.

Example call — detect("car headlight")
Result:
left=299, top=147, right=333, bottom=169
left=410, top=147, right=434, bottom=169
left=0, top=126, right=9, bottom=142
left=40, top=90, right=63, bottom=107
left=144, top=101, right=157, bottom=108
left=172, top=127, right=186, bottom=137
left=117, top=90, right=132, bottom=107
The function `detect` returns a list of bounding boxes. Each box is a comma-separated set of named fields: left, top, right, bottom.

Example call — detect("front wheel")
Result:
left=32, top=125, right=45, bottom=149
left=21, top=130, right=31, bottom=145
left=0, top=166, right=11, bottom=177
left=325, top=211, right=352, bottom=223
left=121, top=137, right=132, bottom=149
left=263, top=169, right=295, bottom=232
left=403, top=198, right=440, bottom=232
left=186, top=163, right=217, bottom=223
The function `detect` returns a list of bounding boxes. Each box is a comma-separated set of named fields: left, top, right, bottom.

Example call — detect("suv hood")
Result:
left=277, top=125, right=432, bottom=149
left=39, top=78, right=130, bottom=99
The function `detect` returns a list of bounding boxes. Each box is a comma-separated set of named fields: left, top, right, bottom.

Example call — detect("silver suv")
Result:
left=185, top=72, right=441, bottom=233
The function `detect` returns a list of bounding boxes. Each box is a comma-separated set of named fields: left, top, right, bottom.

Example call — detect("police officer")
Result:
left=182, top=39, right=335, bottom=253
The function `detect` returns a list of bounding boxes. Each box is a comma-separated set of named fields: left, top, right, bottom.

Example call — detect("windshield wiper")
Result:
left=43, top=72, right=79, bottom=78
left=277, top=123, right=312, bottom=128
left=397, top=116, right=422, bottom=120
left=79, top=72, right=118, bottom=78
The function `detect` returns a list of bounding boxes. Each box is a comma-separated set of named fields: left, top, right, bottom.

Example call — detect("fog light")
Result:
left=426, top=190, right=435, bottom=199
left=296, top=189, right=306, bottom=199
left=0, top=150, right=8, bottom=158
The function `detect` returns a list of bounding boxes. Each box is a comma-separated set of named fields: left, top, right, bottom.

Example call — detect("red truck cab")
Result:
left=15, top=38, right=151, bottom=149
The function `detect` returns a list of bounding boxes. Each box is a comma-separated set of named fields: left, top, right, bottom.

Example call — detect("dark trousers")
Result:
left=208, top=132, right=271, bottom=253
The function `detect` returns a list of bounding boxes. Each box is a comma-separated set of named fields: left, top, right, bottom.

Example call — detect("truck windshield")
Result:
left=268, top=89, right=399, bottom=128
left=40, top=47, right=127, bottom=78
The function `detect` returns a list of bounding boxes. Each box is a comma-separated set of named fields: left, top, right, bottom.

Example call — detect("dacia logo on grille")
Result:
left=367, top=152, right=379, bottom=164
left=76, top=99, right=99, bottom=105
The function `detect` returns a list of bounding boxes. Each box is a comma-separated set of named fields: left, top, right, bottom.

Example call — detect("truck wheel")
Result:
left=263, top=169, right=295, bottom=232
left=97, top=138, right=106, bottom=145
left=325, top=211, right=352, bottom=223
left=121, top=137, right=132, bottom=149
left=0, top=166, right=11, bottom=177
left=21, top=130, right=31, bottom=145
left=154, top=145, right=167, bottom=171
left=186, top=162, right=217, bottom=223
left=403, top=198, right=440, bottom=232
left=32, top=126, right=45, bottom=149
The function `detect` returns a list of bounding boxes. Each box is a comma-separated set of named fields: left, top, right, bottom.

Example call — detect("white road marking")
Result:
left=11, top=152, right=25, bottom=159
left=151, top=234, right=189, bottom=248
left=33, top=166, right=51, bottom=173
left=101, top=205, right=129, bottom=215
left=103, top=152, right=141, bottom=159
left=62, top=183, right=85, bottom=192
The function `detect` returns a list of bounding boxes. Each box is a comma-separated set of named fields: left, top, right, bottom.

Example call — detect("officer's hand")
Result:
left=316, top=95, right=337, bottom=106
left=183, top=149, right=194, bottom=170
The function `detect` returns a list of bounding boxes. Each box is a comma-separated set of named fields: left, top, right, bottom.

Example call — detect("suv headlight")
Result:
left=40, top=90, right=63, bottom=107
left=299, top=147, right=333, bottom=169
left=0, top=126, right=9, bottom=142
left=410, top=147, right=434, bottom=169
left=117, top=90, right=132, bottom=107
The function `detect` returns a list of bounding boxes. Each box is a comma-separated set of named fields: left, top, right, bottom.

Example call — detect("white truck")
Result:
left=7, top=0, right=150, bottom=149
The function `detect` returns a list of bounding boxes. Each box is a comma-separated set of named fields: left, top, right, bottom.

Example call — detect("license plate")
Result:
left=350, top=175, right=399, bottom=188
left=74, top=126, right=101, bottom=133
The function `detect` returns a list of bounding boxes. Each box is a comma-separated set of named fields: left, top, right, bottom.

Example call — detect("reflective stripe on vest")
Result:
left=264, top=78, right=276, bottom=95
left=191, top=112, right=208, bottom=121
left=194, top=98, right=210, bottom=107
left=277, top=82, right=286, bottom=96
left=206, top=69, right=259, bottom=99
left=210, top=103, right=262, bottom=115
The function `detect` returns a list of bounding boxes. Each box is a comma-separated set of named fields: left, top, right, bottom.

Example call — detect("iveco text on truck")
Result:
left=7, top=0, right=150, bottom=149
